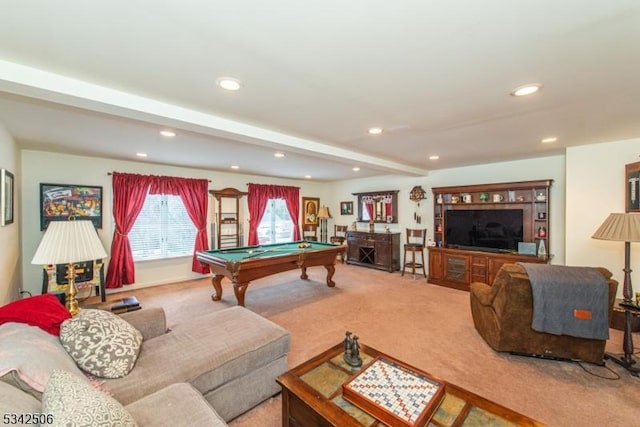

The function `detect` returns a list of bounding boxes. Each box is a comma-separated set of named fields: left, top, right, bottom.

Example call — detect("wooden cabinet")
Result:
left=428, top=247, right=546, bottom=291
left=346, top=231, right=400, bottom=272
left=210, top=188, right=247, bottom=249
left=430, top=179, right=552, bottom=290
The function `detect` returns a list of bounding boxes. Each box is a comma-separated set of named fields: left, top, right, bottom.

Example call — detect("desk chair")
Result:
left=402, top=228, right=427, bottom=278
left=330, top=225, right=349, bottom=263
left=303, top=224, right=318, bottom=241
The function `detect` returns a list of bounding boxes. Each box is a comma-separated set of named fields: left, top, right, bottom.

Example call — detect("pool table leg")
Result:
left=233, top=282, right=249, bottom=307
left=324, top=264, right=336, bottom=287
left=210, top=274, right=223, bottom=302
left=300, top=267, right=308, bottom=280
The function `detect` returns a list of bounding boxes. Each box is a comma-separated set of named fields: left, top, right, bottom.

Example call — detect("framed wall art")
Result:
left=340, top=201, right=353, bottom=215
left=40, top=183, right=103, bottom=230
left=302, top=197, right=320, bottom=225
left=1, top=169, right=14, bottom=226
left=626, top=161, right=640, bottom=212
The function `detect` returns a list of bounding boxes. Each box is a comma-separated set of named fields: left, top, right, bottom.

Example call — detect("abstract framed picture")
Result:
left=302, top=197, right=320, bottom=225
left=625, top=161, right=640, bottom=212
left=0, top=169, right=14, bottom=226
left=340, top=201, right=353, bottom=215
left=40, top=183, right=103, bottom=230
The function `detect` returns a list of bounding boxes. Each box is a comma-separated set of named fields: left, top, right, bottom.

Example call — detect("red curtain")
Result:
left=150, top=176, right=210, bottom=274
left=364, top=198, right=374, bottom=221
left=247, top=183, right=300, bottom=245
left=105, top=173, right=152, bottom=288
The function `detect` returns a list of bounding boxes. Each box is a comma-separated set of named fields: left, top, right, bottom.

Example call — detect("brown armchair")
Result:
left=470, top=263, right=618, bottom=365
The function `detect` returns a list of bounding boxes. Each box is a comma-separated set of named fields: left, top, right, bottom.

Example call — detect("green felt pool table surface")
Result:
left=199, top=241, right=340, bottom=261
left=197, top=241, right=345, bottom=306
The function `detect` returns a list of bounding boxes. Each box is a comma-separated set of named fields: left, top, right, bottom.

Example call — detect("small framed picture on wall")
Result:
left=1, top=169, right=14, bottom=226
left=626, top=161, right=640, bottom=212
left=340, top=201, right=353, bottom=215
left=302, top=197, right=320, bottom=225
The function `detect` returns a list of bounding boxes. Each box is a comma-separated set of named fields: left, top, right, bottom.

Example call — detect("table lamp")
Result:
left=592, top=213, right=640, bottom=303
left=317, top=206, right=332, bottom=243
left=592, top=212, right=640, bottom=375
left=32, top=220, right=107, bottom=316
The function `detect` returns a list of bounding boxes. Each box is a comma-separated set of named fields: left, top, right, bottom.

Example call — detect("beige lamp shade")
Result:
left=32, top=220, right=107, bottom=265
left=592, top=213, right=640, bottom=242
left=317, top=206, right=332, bottom=219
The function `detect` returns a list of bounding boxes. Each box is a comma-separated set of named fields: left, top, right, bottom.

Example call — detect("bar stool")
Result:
left=402, top=228, right=427, bottom=278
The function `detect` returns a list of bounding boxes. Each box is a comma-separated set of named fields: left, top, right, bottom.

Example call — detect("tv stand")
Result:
left=428, top=246, right=546, bottom=291
left=430, top=180, right=552, bottom=290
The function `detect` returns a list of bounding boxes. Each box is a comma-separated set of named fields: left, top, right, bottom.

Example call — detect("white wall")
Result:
left=20, top=150, right=325, bottom=297
left=16, top=139, right=637, bottom=300
left=0, top=123, right=20, bottom=304
left=325, top=155, right=566, bottom=264
left=566, top=138, right=640, bottom=297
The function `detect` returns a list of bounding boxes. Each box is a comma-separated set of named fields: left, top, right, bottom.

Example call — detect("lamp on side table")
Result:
left=592, top=212, right=640, bottom=376
left=32, top=220, right=107, bottom=316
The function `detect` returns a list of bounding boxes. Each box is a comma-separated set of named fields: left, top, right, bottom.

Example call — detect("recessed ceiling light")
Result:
left=136, top=152, right=148, bottom=158
left=304, top=175, right=312, bottom=179
left=510, top=83, right=543, bottom=97
left=216, top=77, right=243, bottom=91
left=368, top=127, right=383, bottom=135
left=230, top=165, right=239, bottom=169
left=429, top=155, right=440, bottom=160
left=352, top=166, right=360, bottom=172
left=160, top=130, right=176, bottom=137
left=274, top=152, right=285, bottom=158
left=541, top=137, right=558, bottom=143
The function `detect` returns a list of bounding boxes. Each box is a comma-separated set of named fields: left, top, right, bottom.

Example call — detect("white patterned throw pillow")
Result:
left=59, top=309, right=143, bottom=378
left=42, top=370, right=137, bottom=427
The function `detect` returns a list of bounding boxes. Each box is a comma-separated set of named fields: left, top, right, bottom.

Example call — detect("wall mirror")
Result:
left=353, top=190, right=399, bottom=223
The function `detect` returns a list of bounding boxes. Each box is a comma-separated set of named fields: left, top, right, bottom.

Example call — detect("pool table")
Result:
left=196, top=241, right=345, bottom=306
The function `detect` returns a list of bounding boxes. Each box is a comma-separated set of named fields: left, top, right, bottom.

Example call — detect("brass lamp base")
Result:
left=65, top=262, right=81, bottom=316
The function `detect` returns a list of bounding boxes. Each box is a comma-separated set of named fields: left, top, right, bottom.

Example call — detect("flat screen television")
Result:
left=444, top=209, right=524, bottom=252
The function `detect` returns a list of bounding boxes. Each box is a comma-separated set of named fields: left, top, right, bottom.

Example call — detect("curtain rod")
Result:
left=246, top=183, right=300, bottom=189
left=107, top=172, right=211, bottom=182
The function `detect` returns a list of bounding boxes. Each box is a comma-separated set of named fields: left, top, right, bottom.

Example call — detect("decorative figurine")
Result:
left=343, top=330, right=363, bottom=367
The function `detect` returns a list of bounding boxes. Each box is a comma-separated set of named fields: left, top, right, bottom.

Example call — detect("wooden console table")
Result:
left=346, top=231, right=400, bottom=272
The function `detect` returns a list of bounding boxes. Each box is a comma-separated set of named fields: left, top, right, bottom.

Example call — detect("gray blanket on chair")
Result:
left=518, top=263, right=609, bottom=340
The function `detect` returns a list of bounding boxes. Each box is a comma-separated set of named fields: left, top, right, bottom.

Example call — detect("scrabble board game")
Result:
left=342, top=357, right=445, bottom=427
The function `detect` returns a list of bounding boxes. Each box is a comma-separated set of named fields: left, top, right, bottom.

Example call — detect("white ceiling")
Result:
left=1, top=1, right=639, bottom=181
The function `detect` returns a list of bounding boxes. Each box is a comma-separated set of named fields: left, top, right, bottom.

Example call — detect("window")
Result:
left=257, top=199, right=294, bottom=245
left=129, top=194, right=196, bottom=261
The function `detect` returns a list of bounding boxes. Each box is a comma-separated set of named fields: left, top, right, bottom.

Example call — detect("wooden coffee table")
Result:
left=277, top=343, right=545, bottom=427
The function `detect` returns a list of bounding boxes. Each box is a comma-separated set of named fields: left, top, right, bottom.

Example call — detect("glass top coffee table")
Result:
left=277, top=342, right=545, bottom=427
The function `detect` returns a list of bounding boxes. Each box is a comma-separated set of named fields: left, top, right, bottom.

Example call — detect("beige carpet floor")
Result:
left=106, top=263, right=639, bottom=426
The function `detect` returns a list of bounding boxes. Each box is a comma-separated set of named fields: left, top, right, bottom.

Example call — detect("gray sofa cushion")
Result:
left=0, top=381, right=40, bottom=418
left=0, top=323, right=85, bottom=399
left=42, top=370, right=137, bottom=427
left=59, top=309, right=143, bottom=378
left=104, top=306, right=290, bottom=405
left=125, top=383, right=226, bottom=427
